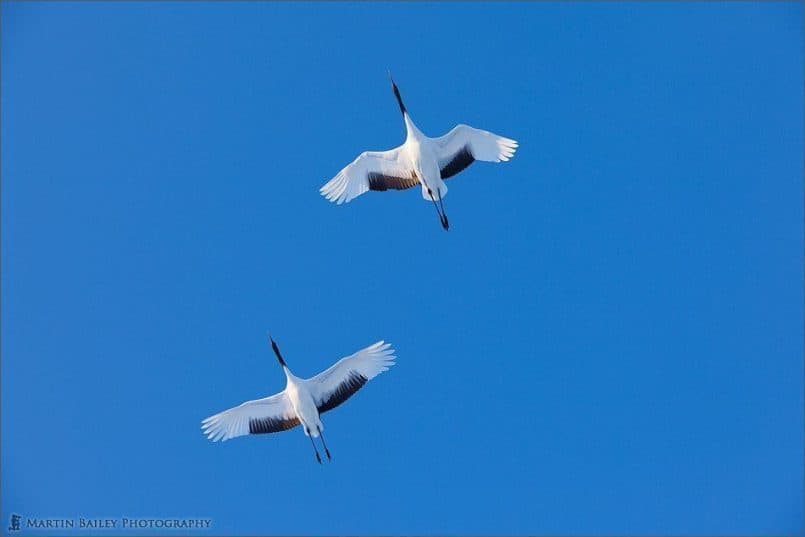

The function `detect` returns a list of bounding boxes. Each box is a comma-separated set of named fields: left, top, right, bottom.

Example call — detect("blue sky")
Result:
left=2, top=2, right=802, bottom=535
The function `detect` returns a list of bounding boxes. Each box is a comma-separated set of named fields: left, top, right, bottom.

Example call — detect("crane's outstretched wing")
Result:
left=432, top=124, right=518, bottom=180
left=201, top=392, right=299, bottom=442
left=305, top=341, right=396, bottom=414
left=320, top=148, right=418, bottom=204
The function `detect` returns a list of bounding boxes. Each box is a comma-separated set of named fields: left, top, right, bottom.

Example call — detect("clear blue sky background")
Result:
left=2, top=2, right=803, bottom=535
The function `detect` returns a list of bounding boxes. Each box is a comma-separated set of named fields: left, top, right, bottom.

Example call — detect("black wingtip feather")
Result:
left=440, top=145, right=475, bottom=179
left=316, top=371, right=368, bottom=414
left=249, top=415, right=300, bottom=435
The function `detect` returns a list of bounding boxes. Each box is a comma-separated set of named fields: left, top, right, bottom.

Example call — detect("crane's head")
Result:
left=388, top=70, right=406, bottom=116
left=269, top=335, right=287, bottom=368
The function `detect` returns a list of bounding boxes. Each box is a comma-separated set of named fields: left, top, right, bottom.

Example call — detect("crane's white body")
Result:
left=201, top=341, right=395, bottom=446
left=320, top=78, right=518, bottom=227
left=401, top=114, right=446, bottom=201
left=282, top=368, right=323, bottom=437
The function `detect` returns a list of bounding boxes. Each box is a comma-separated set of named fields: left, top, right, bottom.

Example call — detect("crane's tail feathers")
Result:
left=421, top=183, right=448, bottom=201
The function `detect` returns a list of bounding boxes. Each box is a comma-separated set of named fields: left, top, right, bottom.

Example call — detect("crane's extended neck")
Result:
left=389, top=73, right=406, bottom=116
left=269, top=336, right=287, bottom=368
left=403, top=112, right=421, bottom=138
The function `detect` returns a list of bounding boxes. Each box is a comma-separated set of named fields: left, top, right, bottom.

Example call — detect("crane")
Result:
left=320, top=73, right=518, bottom=230
left=201, top=337, right=396, bottom=464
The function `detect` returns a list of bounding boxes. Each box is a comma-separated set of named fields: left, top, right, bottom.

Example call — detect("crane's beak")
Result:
left=269, top=335, right=287, bottom=367
left=388, top=70, right=399, bottom=94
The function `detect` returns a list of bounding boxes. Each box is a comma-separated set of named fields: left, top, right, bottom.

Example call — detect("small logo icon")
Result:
left=8, top=513, right=21, bottom=532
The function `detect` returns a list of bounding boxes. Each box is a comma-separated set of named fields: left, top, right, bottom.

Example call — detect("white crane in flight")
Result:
left=201, top=337, right=396, bottom=464
left=320, top=73, right=518, bottom=230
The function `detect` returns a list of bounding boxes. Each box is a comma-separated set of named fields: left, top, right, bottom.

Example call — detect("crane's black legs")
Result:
left=437, top=188, right=449, bottom=230
left=318, top=427, right=332, bottom=461
left=306, top=426, right=330, bottom=464
left=428, top=188, right=449, bottom=231
left=428, top=189, right=443, bottom=226
left=307, top=429, right=322, bottom=464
